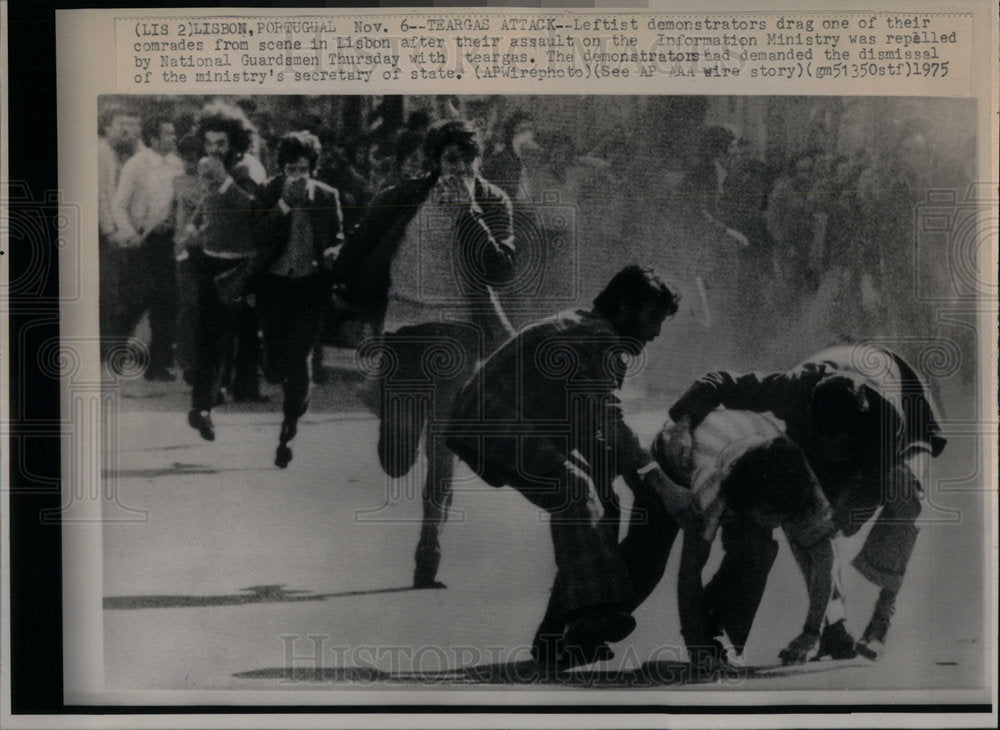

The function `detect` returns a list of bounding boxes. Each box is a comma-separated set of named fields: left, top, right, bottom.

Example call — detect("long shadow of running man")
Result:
left=103, top=584, right=416, bottom=610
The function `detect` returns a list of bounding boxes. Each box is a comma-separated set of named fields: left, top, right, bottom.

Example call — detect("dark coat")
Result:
left=446, top=309, right=649, bottom=489
left=669, top=344, right=946, bottom=490
left=254, top=175, right=345, bottom=272
left=334, top=173, right=515, bottom=328
left=190, top=179, right=264, bottom=258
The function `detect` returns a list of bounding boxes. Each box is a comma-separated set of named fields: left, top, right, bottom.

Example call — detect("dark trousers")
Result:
left=227, top=302, right=265, bottom=399
left=834, top=461, right=923, bottom=593
left=174, top=256, right=199, bottom=374
left=702, top=517, right=779, bottom=653
left=111, top=231, right=178, bottom=370
left=99, top=233, right=119, bottom=359
left=509, top=459, right=634, bottom=630
left=189, top=252, right=245, bottom=412
left=621, top=486, right=680, bottom=613
left=614, top=478, right=777, bottom=654
left=375, top=323, right=480, bottom=581
left=256, top=272, right=327, bottom=421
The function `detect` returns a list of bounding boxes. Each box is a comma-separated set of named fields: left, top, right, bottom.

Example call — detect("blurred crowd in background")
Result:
left=97, top=94, right=977, bottom=399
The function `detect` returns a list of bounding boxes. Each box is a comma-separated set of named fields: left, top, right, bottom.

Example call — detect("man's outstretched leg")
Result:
left=413, top=432, right=454, bottom=589
left=522, top=461, right=635, bottom=669
left=703, top=517, right=778, bottom=656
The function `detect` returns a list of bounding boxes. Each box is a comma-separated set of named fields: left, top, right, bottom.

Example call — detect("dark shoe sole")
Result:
left=412, top=579, right=447, bottom=589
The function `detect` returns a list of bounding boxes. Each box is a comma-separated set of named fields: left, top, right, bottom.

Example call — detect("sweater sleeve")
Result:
left=669, top=370, right=805, bottom=427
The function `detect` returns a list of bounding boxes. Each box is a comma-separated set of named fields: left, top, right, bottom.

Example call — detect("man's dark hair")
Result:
left=593, top=265, right=679, bottom=319
left=500, top=110, right=533, bottom=148
left=316, top=125, right=340, bottom=150
left=395, top=130, right=425, bottom=166
left=406, top=110, right=432, bottom=133
left=276, top=131, right=321, bottom=171
left=720, top=437, right=822, bottom=522
left=98, top=103, right=136, bottom=136
left=140, top=116, right=173, bottom=147
left=697, top=124, right=737, bottom=159
left=173, top=110, right=197, bottom=140
left=423, top=119, right=480, bottom=170
left=197, top=112, right=252, bottom=156
left=809, top=373, right=870, bottom=437
left=176, top=133, right=202, bottom=163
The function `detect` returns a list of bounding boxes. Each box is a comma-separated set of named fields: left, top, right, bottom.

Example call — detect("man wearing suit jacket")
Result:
left=254, top=131, right=344, bottom=468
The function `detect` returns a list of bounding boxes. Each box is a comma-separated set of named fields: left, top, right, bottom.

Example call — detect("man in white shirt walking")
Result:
left=111, top=114, right=184, bottom=381
left=98, top=104, right=141, bottom=364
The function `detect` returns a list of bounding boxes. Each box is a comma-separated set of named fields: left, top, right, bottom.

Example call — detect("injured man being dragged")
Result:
left=650, top=409, right=849, bottom=672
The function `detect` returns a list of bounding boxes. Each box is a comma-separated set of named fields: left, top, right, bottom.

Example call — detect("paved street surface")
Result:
left=97, top=354, right=989, bottom=699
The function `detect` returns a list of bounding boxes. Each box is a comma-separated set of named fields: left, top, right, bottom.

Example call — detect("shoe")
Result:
left=412, top=577, right=447, bottom=589
left=531, top=631, right=614, bottom=670
left=413, top=539, right=443, bottom=590
left=856, top=637, right=884, bottom=662
left=274, top=420, right=298, bottom=469
left=187, top=409, right=215, bottom=441
left=816, top=619, right=858, bottom=660
left=144, top=367, right=177, bottom=382
left=856, top=613, right=890, bottom=662
left=413, top=560, right=446, bottom=589
left=275, top=444, right=293, bottom=468
left=556, top=640, right=615, bottom=670
left=530, top=632, right=563, bottom=667
left=689, top=638, right=738, bottom=674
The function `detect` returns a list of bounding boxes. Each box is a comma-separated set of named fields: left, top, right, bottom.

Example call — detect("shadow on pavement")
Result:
left=102, top=462, right=269, bottom=479
left=230, top=658, right=868, bottom=687
left=104, top=583, right=416, bottom=610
